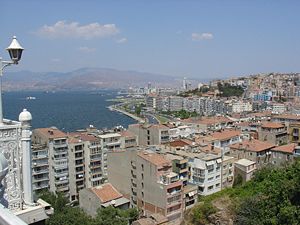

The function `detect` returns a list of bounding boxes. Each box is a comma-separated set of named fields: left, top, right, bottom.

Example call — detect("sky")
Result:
left=0, top=0, right=299, bottom=80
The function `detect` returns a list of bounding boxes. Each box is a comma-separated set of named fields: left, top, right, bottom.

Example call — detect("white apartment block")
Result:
left=272, top=103, right=286, bottom=114
left=32, top=144, right=49, bottom=192
left=231, top=101, right=252, bottom=113
left=189, top=154, right=222, bottom=196
left=169, top=125, right=194, bottom=140
left=99, top=133, right=122, bottom=177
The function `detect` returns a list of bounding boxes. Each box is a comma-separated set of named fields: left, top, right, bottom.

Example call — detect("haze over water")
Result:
left=3, top=91, right=135, bottom=132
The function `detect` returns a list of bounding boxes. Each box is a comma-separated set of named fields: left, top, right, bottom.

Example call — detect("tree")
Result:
left=48, top=207, right=94, bottom=225
left=95, top=206, right=139, bottom=225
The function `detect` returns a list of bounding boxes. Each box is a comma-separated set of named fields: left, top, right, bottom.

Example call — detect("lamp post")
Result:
left=0, top=36, right=24, bottom=124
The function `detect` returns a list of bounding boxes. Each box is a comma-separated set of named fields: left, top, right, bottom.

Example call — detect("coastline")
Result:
left=108, top=105, right=145, bottom=123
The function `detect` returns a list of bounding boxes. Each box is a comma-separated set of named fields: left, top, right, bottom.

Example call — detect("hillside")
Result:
left=3, top=68, right=182, bottom=91
left=184, top=160, right=300, bottom=225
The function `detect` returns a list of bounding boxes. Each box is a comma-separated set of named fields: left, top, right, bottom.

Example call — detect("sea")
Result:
left=3, top=91, right=136, bottom=132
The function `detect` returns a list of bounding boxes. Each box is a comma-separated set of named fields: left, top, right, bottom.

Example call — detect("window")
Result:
left=208, top=185, right=213, bottom=191
left=216, top=183, right=220, bottom=188
left=141, top=164, right=144, bottom=171
left=141, top=173, right=144, bottom=180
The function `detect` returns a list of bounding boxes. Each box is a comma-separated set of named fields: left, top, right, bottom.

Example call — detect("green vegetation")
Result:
left=161, top=109, right=198, bottom=119
left=188, top=161, right=300, bottom=225
left=178, top=86, right=212, bottom=97
left=217, top=82, right=244, bottom=97
left=134, top=104, right=142, bottom=116
left=156, top=115, right=170, bottom=124
left=38, top=191, right=139, bottom=225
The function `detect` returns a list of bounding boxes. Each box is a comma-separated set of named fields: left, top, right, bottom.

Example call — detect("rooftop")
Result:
left=137, top=151, right=170, bottom=166
left=99, top=133, right=121, bottom=139
left=261, top=122, right=285, bottom=129
left=211, top=130, right=241, bottom=141
left=230, top=139, right=275, bottom=152
left=91, top=183, right=123, bottom=203
left=34, top=127, right=67, bottom=139
left=235, top=158, right=256, bottom=167
left=272, top=143, right=296, bottom=154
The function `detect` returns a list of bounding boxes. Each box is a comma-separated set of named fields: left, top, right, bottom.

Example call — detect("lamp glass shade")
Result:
left=6, top=36, right=24, bottom=63
left=8, top=48, right=23, bottom=62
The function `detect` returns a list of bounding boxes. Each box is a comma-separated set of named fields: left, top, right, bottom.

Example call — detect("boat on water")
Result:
left=26, top=96, right=36, bottom=100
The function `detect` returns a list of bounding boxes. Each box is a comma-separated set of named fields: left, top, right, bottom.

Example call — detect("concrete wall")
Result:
left=79, top=189, right=102, bottom=217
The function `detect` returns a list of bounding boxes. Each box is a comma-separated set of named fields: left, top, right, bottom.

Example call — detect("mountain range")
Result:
left=3, top=68, right=188, bottom=91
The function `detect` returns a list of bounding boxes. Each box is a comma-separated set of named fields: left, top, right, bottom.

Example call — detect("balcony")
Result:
left=55, top=179, right=69, bottom=185
left=32, top=154, right=48, bottom=160
left=90, top=156, right=101, bottom=162
left=33, top=176, right=49, bottom=182
left=167, top=199, right=182, bottom=207
left=33, top=183, right=49, bottom=190
left=105, top=141, right=121, bottom=147
left=54, top=171, right=68, bottom=178
left=91, top=176, right=102, bottom=182
left=56, top=185, right=69, bottom=192
left=90, top=163, right=101, bottom=169
left=33, top=168, right=49, bottom=175
left=33, top=160, right=48, bottom=167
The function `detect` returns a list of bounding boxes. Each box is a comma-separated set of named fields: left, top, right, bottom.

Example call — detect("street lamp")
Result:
left=0, top=36, right=24, bottom=123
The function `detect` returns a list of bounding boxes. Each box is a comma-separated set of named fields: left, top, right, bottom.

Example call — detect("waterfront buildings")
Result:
left=32, top=128, right=70, bottom=198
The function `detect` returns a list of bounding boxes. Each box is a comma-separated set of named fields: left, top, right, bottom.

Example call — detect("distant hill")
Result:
left=3, top=68, right=185, bottom=91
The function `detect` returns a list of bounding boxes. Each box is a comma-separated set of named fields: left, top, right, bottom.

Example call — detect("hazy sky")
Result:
left=0, top=0, right=299, bottom=79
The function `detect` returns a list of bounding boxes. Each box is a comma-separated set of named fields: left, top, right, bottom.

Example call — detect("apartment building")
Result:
left=129, top=124, right=170, bottom=146
left=120, top=130, right=138, bottom=149
left=271, top=143, right=297, bottom=165
left=168, top=96, right=184, bottom=111
left=258, top=122, right=288, bottom=145
left=168, top=125, right=194, bottom=140
left=165, top=153, right=189, bottom=186
left=98, top=133, right=121, bottom=178
left=189, top=153, right=222, bottom=196
left=289, top=123, right=300, bottom=143
left=234, top=159, right=257, bottom=183
left=32, top=127, right=70, bottom=198
left=181, top=116, right=232, bottom=133
left=222, top=156, right=235, bottom=188
left=108, top=149, right=184, bottom=223
left=32, top=144, right=49, bottom=192
left=67, top=135, right=86, bottom=201
left=211, top=129, right=242, bottom=153
left=231, top=101, right=253, bottom=113
left=272, top=114, right=300, bottom=126
left=229, top=139, right=275, bottom=168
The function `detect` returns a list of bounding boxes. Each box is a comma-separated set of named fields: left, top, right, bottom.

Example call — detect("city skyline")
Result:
left=1, top=0, right=300, bottom=80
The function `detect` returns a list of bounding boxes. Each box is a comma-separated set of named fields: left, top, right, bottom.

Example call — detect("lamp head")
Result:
left=6, top=36, right=24, bottom=64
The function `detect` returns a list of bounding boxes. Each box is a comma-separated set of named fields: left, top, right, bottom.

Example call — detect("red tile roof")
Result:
left=272, top=143, right=296, bottom=154
left=261, top=122, right=285, bottom=129
left=35, top=127, right=67, bottom=139
left=211, top=130, right=241, bottom=141
left=91, top=183, right=123, bottom=203
left=230, top=139, right=275, bottom=152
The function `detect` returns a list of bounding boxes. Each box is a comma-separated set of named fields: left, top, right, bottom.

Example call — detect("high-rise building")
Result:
left=108, top=149, right=184, bottom=223
left=32, top=128, right=70, bottom=199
